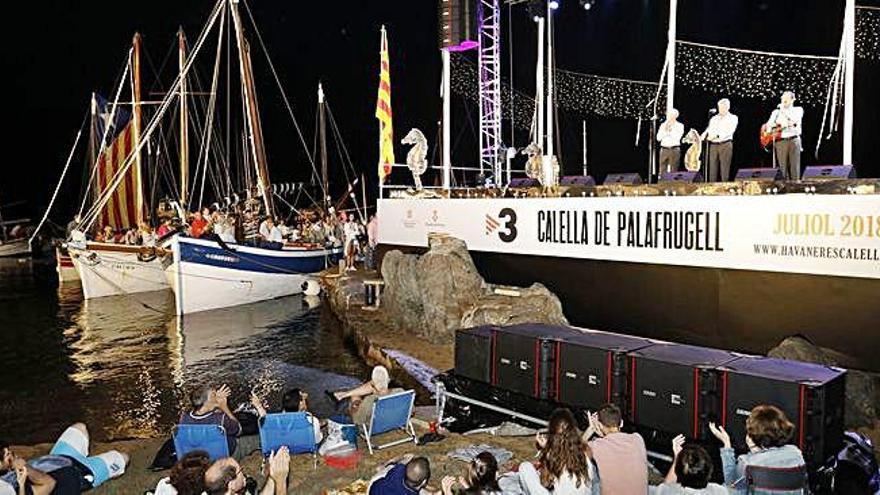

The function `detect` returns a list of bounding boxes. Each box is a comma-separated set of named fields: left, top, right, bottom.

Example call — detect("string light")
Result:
left=675, top=41, right=840, bottom=106
left=856, top=6, right=880, bottom=62
left=451, top=53, right=664, bottom=125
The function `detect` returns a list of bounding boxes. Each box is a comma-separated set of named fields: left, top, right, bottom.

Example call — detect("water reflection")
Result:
left=0, top=261, right=365, bottom=444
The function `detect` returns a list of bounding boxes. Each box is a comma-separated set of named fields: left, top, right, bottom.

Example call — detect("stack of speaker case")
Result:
left=449, top=323, right=847, bottom=469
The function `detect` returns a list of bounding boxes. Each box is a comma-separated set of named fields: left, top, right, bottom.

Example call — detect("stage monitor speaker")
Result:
left=801, top=165, right=857, bottom=180
left=454, top=326, right=496, bottom=384
left=604, top=173, right=643, bottom=185
left=628, top=343, right=740, bottom=439
left=720, top=356, right=846, bottom=467
left=509, top=178, right=539, bottom=188
left=660, top=171, right=703, bottom=183
left=438, top=0, right=478, bottom=51
left=561, top=175, right=597, bottom=187
left=555, top=329, right=654, bottom=412
left=735, top=168, right=784, bottom=181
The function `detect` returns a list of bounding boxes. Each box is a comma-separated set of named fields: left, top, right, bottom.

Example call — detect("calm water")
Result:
left=0, top=258, right=366, bottom=444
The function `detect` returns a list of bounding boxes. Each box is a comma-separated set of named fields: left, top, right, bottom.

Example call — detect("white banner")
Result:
left=378, top=195, right=880, bottom=280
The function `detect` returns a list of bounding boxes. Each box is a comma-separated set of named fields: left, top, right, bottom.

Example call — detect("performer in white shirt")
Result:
left=657, top=108, right=685, bottom=174
left=701, top=98, right=739, bottom=182
left=258, top=216, right=284, bottom=245
left=765, top=91, right=804, bottom=180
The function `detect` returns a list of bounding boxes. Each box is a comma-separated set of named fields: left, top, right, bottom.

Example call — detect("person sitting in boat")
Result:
left=258, top=216, right=284, bottom=249
left=124, top=227, right=140, bottom=245
left=139, top=222, right=157, bottom=247
left=326, top=366, right=404, bottom=427
left=180, top=385, right=243, bottom=456
left=249, top=388, right=323, bottom=444
left=157, top=218, right=173, bottom=239
left=189, top=210, right=209, bottom=239
left=100, top=225, right=115, bottom=244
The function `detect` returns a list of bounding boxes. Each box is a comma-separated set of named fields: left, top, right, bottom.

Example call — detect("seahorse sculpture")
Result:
left=401, top=128, right=428, bottom=190
left=682, top=128, right=703, bottom=172
left=521, top=142, right=560, bottom=195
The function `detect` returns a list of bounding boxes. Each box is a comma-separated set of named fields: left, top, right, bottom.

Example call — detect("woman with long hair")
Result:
left=519, top=408, right=599, bottom=495
left=440, top=451, right=502, bottom=494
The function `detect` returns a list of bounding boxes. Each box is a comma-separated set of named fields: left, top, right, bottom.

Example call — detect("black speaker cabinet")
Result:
left=628, top=343, right=740, bottom=439
left=801, top=165, right=857, bottom=180
left=556, top=329, right=654, bottom=412
left=720, top=356, right=846, bottom=467
left=454, top=326, right=496, bottom=384
left=660, top=171, right=703, bottom=183
left=735, top=167, right=784, bottom=181
left=604, top=173, right=643, bottom=185
left=494, top=324, right=562, bottom=399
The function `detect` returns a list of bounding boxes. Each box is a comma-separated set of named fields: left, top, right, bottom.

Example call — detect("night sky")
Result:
left=2, top=0, right=879, bottom=223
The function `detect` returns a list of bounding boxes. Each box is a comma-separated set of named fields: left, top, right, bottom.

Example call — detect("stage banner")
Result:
left=378, top=196, right=880, bottom=280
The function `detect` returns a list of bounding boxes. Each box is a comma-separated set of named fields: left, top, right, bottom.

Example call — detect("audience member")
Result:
left=250, top=388, right=322, bottom=443
left=440, top=451, right=502, bottom=495
left=327, top=365, right=404, bottom=426
left=180, top=385, right=242, bottom=455
left=204, top=446, right=289, bottom=495
left=154, top=450, right=212, bottom=495
left=651, top=436, right=727, bottom=494
left=368, top=455, right=432, bottom=495
left=709, top=404, right=806, bottom=494
left=518, top=408, right=598, bottom=495
left=0, top=442, right=55, bottom=495
left=2, top=423, right=128, bottom=493
left=583, top=403, right=647, bottom=494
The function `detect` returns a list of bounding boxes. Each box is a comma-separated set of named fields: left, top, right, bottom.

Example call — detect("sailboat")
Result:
left=161, top=0, right=342, bottom=315
left=66, top=33, right=171, bottom=299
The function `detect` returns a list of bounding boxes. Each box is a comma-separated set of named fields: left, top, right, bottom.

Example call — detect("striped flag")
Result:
left=376, top=26, right=394, bottom=182
left=95, top=95, right=141, bottom=231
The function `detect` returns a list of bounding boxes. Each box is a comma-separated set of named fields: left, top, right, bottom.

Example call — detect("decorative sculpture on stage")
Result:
left=682, top=128, right=703, bottom=172
left=402, top=128, right=428, bottom=191
left=522, top=142, right=560, bottom=195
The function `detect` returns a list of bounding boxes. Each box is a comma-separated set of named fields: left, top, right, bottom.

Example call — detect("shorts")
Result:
left=49, top=426, right=126, bottom=487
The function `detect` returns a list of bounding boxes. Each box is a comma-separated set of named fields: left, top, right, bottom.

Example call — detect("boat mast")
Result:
left=535, top=15, right=545, bottom=152
left=545, top=1, right=554, bottom=160
left=843, top=0, right=855, bottom=164
left=230, top=0, right=274, bottom=217
left=179, top=28, right=190, bottom=209
left=318, top=83, right=330, bottom=210
left=665, top=0, right=678, bottom=113
left=132, top=32, right=145, bottom=225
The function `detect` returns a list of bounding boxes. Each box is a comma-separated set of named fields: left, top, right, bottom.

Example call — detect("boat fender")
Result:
left=302, top=279, right=321, bottom=296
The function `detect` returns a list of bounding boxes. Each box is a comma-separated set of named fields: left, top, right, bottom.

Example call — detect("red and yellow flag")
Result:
left=376, top=26, right=394, bottom=182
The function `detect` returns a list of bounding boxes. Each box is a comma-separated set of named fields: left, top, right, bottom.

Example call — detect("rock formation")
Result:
left=381, top=234, right=568, bottom=342
left=768, top=335, right=879, bottom=429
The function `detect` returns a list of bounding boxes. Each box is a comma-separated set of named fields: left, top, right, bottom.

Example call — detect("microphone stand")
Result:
left=649, top=116, right=658, bottom=184
left=704, top=109, right=715, bottom=183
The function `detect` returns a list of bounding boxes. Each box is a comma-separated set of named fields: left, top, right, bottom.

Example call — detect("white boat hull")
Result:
left=165, top=236, right=341, bottom=315
left=0, top=239, right=31, bottom=258
left=70, top=243, right=169, bottom=299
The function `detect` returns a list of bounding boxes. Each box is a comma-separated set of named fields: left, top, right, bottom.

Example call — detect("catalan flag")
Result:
left=376, top=26, right=394, bottom=182
left=94, top=94, right=141, bottom=231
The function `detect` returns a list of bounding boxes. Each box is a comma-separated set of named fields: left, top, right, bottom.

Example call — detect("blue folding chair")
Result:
left=259, top=412, right=320, bottom=468
left=744, top=464, right=808, bottom=494
left=172, top=424, right=229, bottom=461
left=360, top=390, right=417, bottom=455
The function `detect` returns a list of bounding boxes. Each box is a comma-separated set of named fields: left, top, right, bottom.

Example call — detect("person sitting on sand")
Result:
left=369, top=454, right=432, bottom=495
left=203, top=447, right=289, bottom=495
left=0, top=441, right=56, bottom=495
left=519, top=408, right=599, bottom=495
left=2, top=423, right=129, bottom=494
left=326, top=365, right=404, bottom=426
left=650, top=437, right=727, bottom=494
left=250, top=388, right=323, bottom=443
left=180, top=385, right=242, bottom=456
left=154, top=450, right=212, bottom=495
left=440, top=451, right=502, bottom=495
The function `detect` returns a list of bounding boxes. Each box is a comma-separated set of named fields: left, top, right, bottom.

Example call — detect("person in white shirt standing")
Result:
left=657, top=109, right=685, bottom=174
left=765, top=91, right=804, bottom=180
left=702, top=98, right=739, bottom=182
left=343, top=216, right=360, bottom=272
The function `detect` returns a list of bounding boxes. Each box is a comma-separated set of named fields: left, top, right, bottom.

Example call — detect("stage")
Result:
left=377, top=180, right=880, bottom=371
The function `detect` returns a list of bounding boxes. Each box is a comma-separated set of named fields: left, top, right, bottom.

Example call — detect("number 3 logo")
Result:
left=498, top=208, right=518, bottom=243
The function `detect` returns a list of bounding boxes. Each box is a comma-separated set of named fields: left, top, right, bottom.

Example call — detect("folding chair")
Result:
left=360, top=390, right=417, bottom=455
left=259, top=412, right=319, bottom=468
left=745, top=464, right=808, bottom=494
left=172, top=424, right=229, bottom=461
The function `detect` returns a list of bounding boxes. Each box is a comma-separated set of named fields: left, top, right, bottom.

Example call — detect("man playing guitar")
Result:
left=763, top=91, right=804, bottom=180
